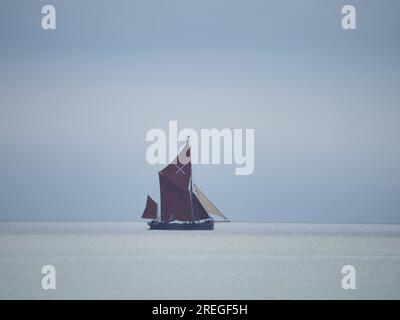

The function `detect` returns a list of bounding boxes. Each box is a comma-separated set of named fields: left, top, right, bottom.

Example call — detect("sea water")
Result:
left=0, top=222, right=399, bottom=299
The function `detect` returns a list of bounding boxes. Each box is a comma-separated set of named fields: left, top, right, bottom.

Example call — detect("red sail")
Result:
left=192, top=192, right=210, bottom=220
left=159, top=172, right=192, bottom=222
left=158, top=142, right=194, bottom=222
left=141, top=195, right=157, bottom=220
left=160, top=143, right=191, bottom=191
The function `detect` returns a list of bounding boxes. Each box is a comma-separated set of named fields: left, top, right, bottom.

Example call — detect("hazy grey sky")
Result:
left=1, top=0, right=399, bottom=222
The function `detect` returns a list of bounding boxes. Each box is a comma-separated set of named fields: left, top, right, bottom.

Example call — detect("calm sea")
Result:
left=0, top=222, right=399, bottom=299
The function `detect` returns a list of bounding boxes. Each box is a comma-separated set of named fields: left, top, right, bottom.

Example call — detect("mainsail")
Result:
left=141, top=195, right=157, bottom=220
left=159, top=172, right=192, bottom=222
left=159, top=142, right=197, bottom=222
left=193, top=184, right=228, bottom=221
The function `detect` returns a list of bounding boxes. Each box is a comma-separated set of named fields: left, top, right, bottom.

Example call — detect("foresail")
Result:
left=193, top=184, right=228, bottom=220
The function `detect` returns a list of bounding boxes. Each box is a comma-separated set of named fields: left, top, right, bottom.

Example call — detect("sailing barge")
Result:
left=141, top=140, right=228, bottom=230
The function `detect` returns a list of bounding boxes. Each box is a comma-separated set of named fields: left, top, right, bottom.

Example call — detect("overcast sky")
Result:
left=1, top=0, right=399, bottom=222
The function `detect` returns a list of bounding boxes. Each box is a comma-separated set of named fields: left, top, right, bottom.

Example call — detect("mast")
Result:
left=158, top=205, right=161, bottom=222
left=188, top=136, right=195, bottom=222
